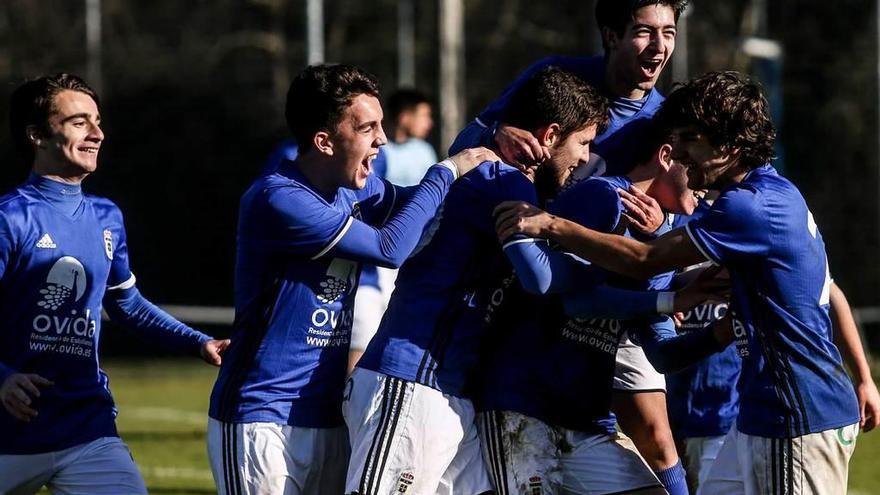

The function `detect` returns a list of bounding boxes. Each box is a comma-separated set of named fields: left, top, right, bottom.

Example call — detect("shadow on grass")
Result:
left=120, top=430, right=206, bottom=442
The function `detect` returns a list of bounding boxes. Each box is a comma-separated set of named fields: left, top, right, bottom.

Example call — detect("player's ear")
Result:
left=26, top=125, right=44, bottom=147
left=313, top=131, right=334, bottom=156
left=602, top=26, right=619, bottom=51
left=536, top=123, right=560, bottom=147
left=656, top=143, right=673, bottom=171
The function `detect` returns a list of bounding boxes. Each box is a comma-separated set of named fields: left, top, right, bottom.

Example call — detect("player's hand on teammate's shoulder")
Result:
left=618, top=186, right=665, bottom=234
left=856, top=378, right=880, bottom=432
left=200, top=339, right=231, bottom=366
left=0, top=372, right=53, bottom=422
left=673, top=266, right=730, bottom=314
left=495, top=123, right=548, bottom=169
left=493, top=201, right=555, bottom=241
left=447, top=146, right=501, bottom=177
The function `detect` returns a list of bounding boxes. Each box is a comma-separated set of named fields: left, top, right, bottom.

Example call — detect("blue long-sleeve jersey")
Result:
left=357, top=161, right=536, bottom=398
left=685, top=165, right=858, bottom=438
left=209, top=159, right=456, bottom=427
left=0, top=175, right=210, bottom=455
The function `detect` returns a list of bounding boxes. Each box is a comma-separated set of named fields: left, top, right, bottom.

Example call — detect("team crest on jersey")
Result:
left=317, top=258, right=358, bottom=304
left=396, top=472, right=415, bottom=493
left=103, top=229, right=113, bottom=260
left=37, top=256, right=87, bottom=310
left=528, top=476, right=544, bottom=494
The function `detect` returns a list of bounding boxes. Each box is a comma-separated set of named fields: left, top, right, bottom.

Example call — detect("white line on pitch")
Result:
left=123, top=406, right=206, bottom=427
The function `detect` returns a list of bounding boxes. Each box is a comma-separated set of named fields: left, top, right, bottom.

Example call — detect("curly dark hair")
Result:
left=657, top=71, right=776, bottom=169
left=595, top=0, right=689, bottom=39
left=10, top=73, right=99, bottom=166
left=501, top=66, right=609, bottom=140
left=285, top=64, right=381, bottom=150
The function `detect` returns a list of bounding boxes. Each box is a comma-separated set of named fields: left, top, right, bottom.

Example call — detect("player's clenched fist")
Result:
left=0, top=373, right=53, bottom=422
left=447, top=146, right=501, bottom=177
left=493, top=201, right=555, bottom=241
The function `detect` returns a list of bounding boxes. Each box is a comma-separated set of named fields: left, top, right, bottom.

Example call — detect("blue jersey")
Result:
left=357, top=161, right=537, bottom=397
left=261, top=139, right=390, bottom=290
left=479, top=176, right=675, bottom=432
left=451, top=55, right=665, bottom=176
left=0, top=175, right=208, bottom=454
left=685, top=165, right=859, bottom=438
left=210, top=160, right=455, bottom=427
left=666, top=205, right=741, bottom=439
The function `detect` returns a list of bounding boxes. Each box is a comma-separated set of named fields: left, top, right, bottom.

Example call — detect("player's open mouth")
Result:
left=639, top=59, right=663, bottom=77
left=361, top=155, right=376, bottom=175
left=78, top=146, right=99, bottom=154
left=693, top=189, right=707, bottom=201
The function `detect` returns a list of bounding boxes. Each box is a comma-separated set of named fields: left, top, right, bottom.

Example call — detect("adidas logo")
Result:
left=36, top=233, right=57, bottom=249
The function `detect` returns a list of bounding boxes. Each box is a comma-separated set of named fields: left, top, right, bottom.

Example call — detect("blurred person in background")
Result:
left=383, top=89, right=438, bottom=187
left=0, top=73, right=228, bottom=495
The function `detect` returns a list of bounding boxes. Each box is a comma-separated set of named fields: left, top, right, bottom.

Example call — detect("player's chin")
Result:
left=352, top=175, right=368, bottom=190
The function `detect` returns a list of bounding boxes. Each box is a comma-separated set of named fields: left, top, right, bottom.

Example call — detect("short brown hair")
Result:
left=502, top=66, right=609, bottom=141
left=9, top=73, right=99, bottom=166
left=285, top=64, right=381, bottom=151
left=658, top=71, right=776, bottom=169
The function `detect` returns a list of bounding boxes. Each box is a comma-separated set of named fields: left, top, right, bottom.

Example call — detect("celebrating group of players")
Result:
left=1, top=1, right=879, bottom=494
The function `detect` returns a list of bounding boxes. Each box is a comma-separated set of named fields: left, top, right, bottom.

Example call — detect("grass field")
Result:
left=100, top=358, right=880, bottom=495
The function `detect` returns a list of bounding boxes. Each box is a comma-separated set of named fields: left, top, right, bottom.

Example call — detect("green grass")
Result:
left=107, top=358, right=218, bottom=494
left=93, top=359, right=880, bottom=494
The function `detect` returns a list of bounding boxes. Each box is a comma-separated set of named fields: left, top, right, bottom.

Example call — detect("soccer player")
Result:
left=478, top=119, right=724, bottom=494
left=259, top=138, right=392, bottom=374
left=495, top=71, right=862, bottom=494
left=344, top=67, right=608, bottom=495
left=0, top=73, right=229, bottom=494
left=451, top=3, right=692, bottom=491
left=623, top=190, right=880, bottom=491
left=207, top=64, right=493, bottom=495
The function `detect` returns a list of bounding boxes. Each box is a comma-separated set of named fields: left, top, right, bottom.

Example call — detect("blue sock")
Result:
left=655, top=460, right=689, bottom=495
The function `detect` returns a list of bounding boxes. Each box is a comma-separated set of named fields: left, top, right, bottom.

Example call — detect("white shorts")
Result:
left=207, top=418, right=349, bottom=495
left=613, top=332, right=666, bottom=392
left=478, top=410, right=662, bottom=495
left=698, top=423, right=858, bottom=495
left=352, top=286, right=387, bottom=352
left=682, top=435, right=728, bottom=491
left=342, top=368, right=491, bottom=494
left=0, top=436, right=147, bottom=495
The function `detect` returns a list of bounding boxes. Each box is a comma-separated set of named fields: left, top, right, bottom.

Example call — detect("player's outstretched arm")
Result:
left=103, top=286, right=227, bottom=365
left=494, top=201, right=706, bottom=279
left=325, top=148, right=498, bottom=268
left=831, top=282, right=880, bottom=432
left=0, top=371, right=53, bottom=422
